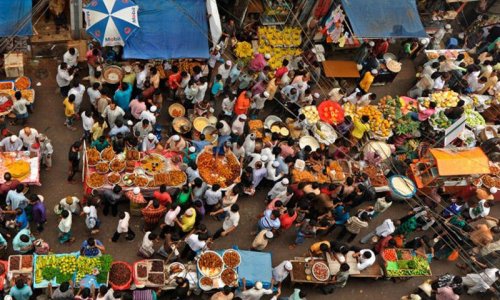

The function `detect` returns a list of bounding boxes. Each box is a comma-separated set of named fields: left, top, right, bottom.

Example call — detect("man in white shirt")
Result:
left=181, top=232, right=209, bottom=260
left=86, top=82, right=101, bottom=108
left=265, top=161, right=283, bottom=182
left=140, top=105, right=157, bottom=125
left=355, top=249, right=376, bottom=271
left=222, top=93, right=236, bottom=116
left=343, top=91, right=363, bottom=104
left=432, top=72, right=446, bottom=90
left=18, top=127, right=39, bottom=150
left=142, top=133, right=158, bottom=152
left=231, top=114, right=247, bottom=136
left=59, top=196, right=81, bottom=214
left=133, top=119, right=152, bottom=143
left=56, top=63, right=74, bottom=97
left=81, top=110, right=94, bottom=142
left=136, top=64, right=148, bottom=90
left=63, top=47, right=79, bottom=68
left=111, top=211, right=134, bottom=242
left=360, top=219, right=396, bottom=244
left=102, top=102, right=125, bottom=128
left=462, top=268, right=499, bottom=295
left=211, top=204, right=240, bottom=239
left=68, top=81, right=86, bottom=114
left=195, top=78, right=208, bottom=103
left=0, top=135, right=23, bottom=152
left=251, top=91, right=269, bottom=115
left=204, top=185, right=222, bottom=210
left=239, top=280, right=273, bottom=300
left=272, top=260, right=293, bottom=286
left=161, top=204, right=181, bottom=237
left=217, top=60, right=232, bottom=82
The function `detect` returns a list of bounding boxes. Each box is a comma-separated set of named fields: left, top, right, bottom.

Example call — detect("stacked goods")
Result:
left=35, top=255, right=78, bottom=286
left=378, top=96, right=400, bottom=118
left=75, top=255, right=112, bottom=284
left=108, top=262, right=133, bottom=290
left=344, top=103, right=394, bottom=138
left=362, top=165, right=388, bottom=187
left=300, top=106, right=320, bottom=123
left=258, top=26, right=302, bottom=69
left=317, top=101, right=344, bottom=125
left=197, top=150, right=241, bottom=188
left=386, top=257, right=431, bottom=277
left=464, top=109, right=486, bottom=127
left=234, top=42, right=253, bottom=59
left=9, top=255, right=32, bottom=273
left=428, top=91, right=459, bottom=108
left=134, top=260, right=165, bottom=287
left=326, top=161, right=346, bottom=182
left=248, top=120, right=264, bottom=138
left=429, top=111, right=452, bottom=130
left=394, top=115, right=420, bottom=136
left=197, top=251, right=223, bottom=278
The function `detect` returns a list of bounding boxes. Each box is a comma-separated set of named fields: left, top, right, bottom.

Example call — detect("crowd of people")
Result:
left=0, top=5, right=498, bottom=300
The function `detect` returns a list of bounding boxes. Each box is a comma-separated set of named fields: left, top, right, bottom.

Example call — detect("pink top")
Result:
left=130, top=99, right=147, bottom=119
left=418, top=107, right=435, bottom=121
left=249, top=53, right=267, bottom=72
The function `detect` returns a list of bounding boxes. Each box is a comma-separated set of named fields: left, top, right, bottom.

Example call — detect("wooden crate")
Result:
left=4, top=53, right=24, bottom=77
left=67, top=40, right=88, bottom=62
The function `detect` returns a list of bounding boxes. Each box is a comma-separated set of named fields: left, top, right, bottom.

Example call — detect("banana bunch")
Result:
left=234, top=42, right=253, bottom=59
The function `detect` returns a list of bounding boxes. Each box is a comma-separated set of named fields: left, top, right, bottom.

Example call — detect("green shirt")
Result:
left=176, top=188, right=192, bottom=205
left=90, top=140, right=110, bottom=152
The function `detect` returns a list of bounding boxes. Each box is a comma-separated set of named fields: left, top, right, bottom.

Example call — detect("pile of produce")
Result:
left=257, top=26, right=302, bottom=69
left=344, top=103, right=393, bottom=137
left=108, top=262, right=132, bottom=290
left=234, top=42, right=253, bottom=59
left=428, top=91, right=459, bottom=108
left=300, top=106, right=320, bottom=123
left=429, top=111, right=452, bottom=130
left=197, top=251, right=223, bottom=278
left=35, top=255, right=77, bottom=285
left=76, top=255, right=112, bottom=284
left=317, top=101, right=344, bottom=125
left=464, top=109, right=486, bottom=127
left=386, top=257, right=431, bottom=277
left=378, top=96, right=402, bottom=119
left=362, top=165, right=388, bottom=187
left=394, top=115, right=420, bottom=136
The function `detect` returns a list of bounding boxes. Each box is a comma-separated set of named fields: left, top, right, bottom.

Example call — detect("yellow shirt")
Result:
left=359, top=72, right=374, bottom=92
left=63, top=98, right=75, bottom=117
left=91, top=122, right=108, bottom=141
left=180, top=213, right=196, bottom=232
left=352, top=119, right=370, bottom=139
left=310, top=241, right=330, bottom=255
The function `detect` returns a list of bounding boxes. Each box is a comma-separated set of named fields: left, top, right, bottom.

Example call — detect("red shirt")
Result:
left=168, top=72, right=181, bottom=90
left=275, top=66, right=288, bottom=79
left=0, top=180, right=20, bottom=196
left=280, top=211, right=297, bottom=230
left=234, top=92, right=250, bottom=115
left=153, top=191, right=172, bottom=206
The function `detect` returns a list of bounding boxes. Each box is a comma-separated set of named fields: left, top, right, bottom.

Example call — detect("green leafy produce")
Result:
left=464, top=109, right=485, bottom=127
left=41, top=266, right=58, bottom=281
left=395, top=115, right=420, bottom=135
left=429, top=111, right=451, bottom=130
left=99, top=255, right=113, bottom=273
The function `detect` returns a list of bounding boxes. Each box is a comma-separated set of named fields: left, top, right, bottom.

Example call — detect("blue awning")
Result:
left=341, top=0, right=427, bottom=39
left=0, top=0, right=32, bottom=37
left=123, top=0, right=209, bottom=60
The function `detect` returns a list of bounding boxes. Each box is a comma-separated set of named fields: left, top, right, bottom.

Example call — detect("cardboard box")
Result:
left=4, top=53, right=24, bottom=77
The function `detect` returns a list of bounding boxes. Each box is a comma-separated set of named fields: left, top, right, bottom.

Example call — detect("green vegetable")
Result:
left=42, top=266, right=59, bottom=281
left=99, top=255, right=113, bottom=272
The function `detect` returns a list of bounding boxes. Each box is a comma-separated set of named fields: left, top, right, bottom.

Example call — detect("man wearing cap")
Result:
left=231, top=114, right=247, bottom=137
left=122, top=65, right=136, bottom=86
left=0, top=135, right=23, bottom=152
left=359, top=69, right=377, bottom=93
left=267, top=178, right=289, bottom=201
left=272, top=260, right=293, bottom=287
left=165, top=134, right=187, bottom=152
left=142, top=133, right=159, bottom=152
left=251, top=91, right=270, bottom=116
left=266, top=160, right=284, bottom=182
left=59, top=196, right=81, bottom=215
left=217, top=60, right=232, bottom=82
left=140, top=105, right=157, bottom=125
left=251, top=228, right=274, bottom=251
left=239, top=278, right=273, bottom=300
left=208, top=46, right=222, bottom=76
left=183, top=146, right=197, bottom=165
left=175, top=207, right=197, bottom=234
left=82, top=204, right=100, bottom=234
left=248, top=153, right=269, bottom=169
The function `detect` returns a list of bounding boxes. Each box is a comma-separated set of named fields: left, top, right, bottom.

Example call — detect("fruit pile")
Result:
left=429, top=91, right=459, bottom=108
left=386, top=257, right=431, bottom=277
left=35, top=255, right=77, bottom=285
left=234, top=42, right=253, bottom=59
left=344, top=103, right=394, bottom=137
left=76, top=255, right=113, bottom=284
left=429, top=111, right=452, bottom=130
left=300, top=106, right=320, bottom=123
left=378, top=96, right=400, bottom=118
left=464, top=109, right=485, bottom=127
left=258, top=26, right=302, bottom=69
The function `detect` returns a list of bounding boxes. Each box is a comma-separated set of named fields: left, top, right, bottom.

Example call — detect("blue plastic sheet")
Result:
left=341, top=0, right=427, bottom=38
left=0, top=0, right=32, bottom=37
left=237, top=250, right=273, bottom=289
left=123, top=0, right=209, bottom=60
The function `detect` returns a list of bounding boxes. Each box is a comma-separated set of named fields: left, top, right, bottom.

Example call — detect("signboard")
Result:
left=444, top=115, right=466, bottom=147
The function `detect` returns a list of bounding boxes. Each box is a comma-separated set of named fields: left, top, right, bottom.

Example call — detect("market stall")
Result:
left=33, top=253, right=112, bottom=288
left=0, top=150, right=41, bottom=186
left=290, top=251, right=384, bottom=285
left=196, top=147, right=242, bottom=190
left=8, top=255, right=33, bottom=286
left=0, top=76, right=35, bottom=118
left=381, top=248, right=432, bottom=278
left=83, top=144, right=187, bottom=196
left=196, top=249, right=272, bottom=291
left=408, top=147, right=494, bottom=194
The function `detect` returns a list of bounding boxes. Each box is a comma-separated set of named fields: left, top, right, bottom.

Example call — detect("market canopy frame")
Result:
left=340, top=0, right=427, bottom=39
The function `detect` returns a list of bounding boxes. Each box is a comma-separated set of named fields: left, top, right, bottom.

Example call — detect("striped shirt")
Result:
left=345, top=216, right=368, bottom=234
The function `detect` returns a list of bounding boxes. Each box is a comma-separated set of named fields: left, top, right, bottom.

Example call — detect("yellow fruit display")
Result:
left=429, top=91, right=459, bottom=108
left=344, top=104, right=394, bottom=137
left=257, top=26, right=302, bottom=69
left=234, top=42, right=253, bottom=59
left=300, top=106, right=320, bottom=123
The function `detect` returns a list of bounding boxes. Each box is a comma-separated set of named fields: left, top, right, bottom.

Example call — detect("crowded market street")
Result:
left=0, top=0, right=498, bottom=299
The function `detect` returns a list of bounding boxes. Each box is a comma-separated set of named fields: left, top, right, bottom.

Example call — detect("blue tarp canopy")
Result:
left=341, top=0, right=427, bottom=39
left=0, top=0, right=32, bottom=37
left=123, top=0, right=209, bottom=60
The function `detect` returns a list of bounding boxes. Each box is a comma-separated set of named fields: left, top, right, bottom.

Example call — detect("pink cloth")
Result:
left=129, top=99, right=147, bottom=120
left=249, top=53, right=267, bottom=72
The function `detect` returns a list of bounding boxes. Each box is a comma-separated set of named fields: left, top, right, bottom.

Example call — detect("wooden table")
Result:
left=322, top=60, right=360, bottom=78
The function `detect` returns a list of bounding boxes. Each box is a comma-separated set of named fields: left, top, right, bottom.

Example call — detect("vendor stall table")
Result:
left=322, top=60, right=360, bottom=78
left=0, top=151, right=40, bottom=186
left=237, top=250, right=273, bottom=288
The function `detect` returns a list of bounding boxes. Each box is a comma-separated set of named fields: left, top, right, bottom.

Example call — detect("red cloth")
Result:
left=373, top=40, right=389, bottom=57
left=314, top=0, right=332, bottom=18
left=280, top=211, right=297, bottom=230
left=234, top=92, right=250, bottom=115
left=168, top=72, right=182, bottom=90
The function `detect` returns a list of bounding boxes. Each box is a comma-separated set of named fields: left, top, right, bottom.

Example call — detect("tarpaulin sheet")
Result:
left=341, top=0, right=427, bottom=38
left=0, top=0, right=32, bottom=37
left=123, top=0, right=209, bottom=60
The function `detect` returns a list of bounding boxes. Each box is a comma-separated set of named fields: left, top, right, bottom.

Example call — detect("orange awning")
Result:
left=429, top=147, right=491, bottom=176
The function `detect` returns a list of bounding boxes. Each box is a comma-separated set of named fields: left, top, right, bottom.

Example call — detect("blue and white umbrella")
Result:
left=83, top=0, right=139, bottom=47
